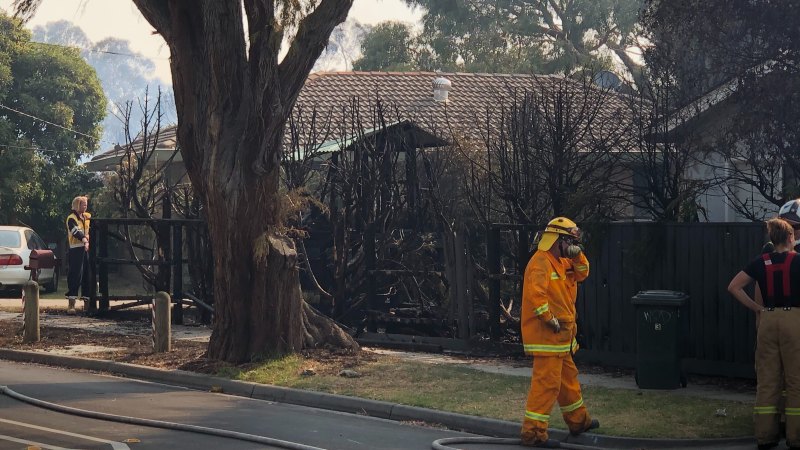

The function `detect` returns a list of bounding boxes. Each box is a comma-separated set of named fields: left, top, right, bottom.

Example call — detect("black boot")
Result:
left=570, top=419, right=600, bottom=436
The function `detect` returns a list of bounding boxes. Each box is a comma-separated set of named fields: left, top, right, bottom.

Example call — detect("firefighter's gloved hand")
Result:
left=546, top=317, right=561, bottom=333
left=565, top=243, right=583, bottom=258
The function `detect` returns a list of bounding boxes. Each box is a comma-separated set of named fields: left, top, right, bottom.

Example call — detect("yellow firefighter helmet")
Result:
left=537, top=217, right=580, bottom=251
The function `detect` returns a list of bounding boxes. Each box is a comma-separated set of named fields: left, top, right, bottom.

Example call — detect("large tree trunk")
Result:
left=206, top=210, right=355, bottom=360
left=132, top=0, right=358, bottom=363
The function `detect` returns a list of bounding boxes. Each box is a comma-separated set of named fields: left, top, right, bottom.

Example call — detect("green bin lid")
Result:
left=631, top=290, right=689, bottom=306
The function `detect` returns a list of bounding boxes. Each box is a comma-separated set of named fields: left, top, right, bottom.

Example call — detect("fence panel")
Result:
left=574, top=222, right=764, bottom=378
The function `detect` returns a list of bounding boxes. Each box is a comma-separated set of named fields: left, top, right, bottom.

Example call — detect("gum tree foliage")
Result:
left=642, top=0, right=800, bottom=219
left=355, top=0, right=646, bottom=85
left=0, top=12, right=105, bottom=240
left=352, top=21, right=417, bottom=71
left=13, top=0, right=359, bottom=363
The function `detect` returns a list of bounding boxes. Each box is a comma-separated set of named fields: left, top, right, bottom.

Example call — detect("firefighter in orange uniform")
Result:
left=520, top=217, right=599, bottom=447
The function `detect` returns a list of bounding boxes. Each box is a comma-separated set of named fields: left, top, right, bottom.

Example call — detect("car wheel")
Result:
left=43, top=268, right=59, bottom=293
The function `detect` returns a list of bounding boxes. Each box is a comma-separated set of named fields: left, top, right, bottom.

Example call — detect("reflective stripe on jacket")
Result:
left=520, top=250, right=589, bottom=356
left=66, top=211, right=91, bottom=248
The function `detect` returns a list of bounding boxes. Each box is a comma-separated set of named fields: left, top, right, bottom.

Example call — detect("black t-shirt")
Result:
left=744, top=251, right=800, bottom=307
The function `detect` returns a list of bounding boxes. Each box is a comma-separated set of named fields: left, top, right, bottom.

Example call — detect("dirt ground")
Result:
left=0, top=316, right=216, bottom=369
left=0, top=307, right=378, bottom=376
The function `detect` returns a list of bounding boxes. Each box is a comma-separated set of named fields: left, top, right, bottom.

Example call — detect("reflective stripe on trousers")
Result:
left=521, top=353, right=592, bottom=445
left=755, top=309, right=800, bottom=446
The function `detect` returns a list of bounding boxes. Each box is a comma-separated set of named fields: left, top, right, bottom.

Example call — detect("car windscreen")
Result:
left=0, top=230, right=21, bottom=248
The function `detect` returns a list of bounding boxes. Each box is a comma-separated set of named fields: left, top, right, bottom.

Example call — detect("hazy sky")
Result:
left=0, top=0, right=421, bottom=83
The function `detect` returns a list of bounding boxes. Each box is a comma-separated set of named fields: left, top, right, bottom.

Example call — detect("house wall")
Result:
left=606, top=165, right=653, bottom=221
left=673, top=93, right=784, bottom=222
left=689, top=152, right=779, bottom=222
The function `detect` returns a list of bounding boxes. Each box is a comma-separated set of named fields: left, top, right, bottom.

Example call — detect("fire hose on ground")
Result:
left=0, top=385, right=605, bottom=450
left=431, top=436, right=603, bottom=449
left=0, top=385, right=325, bottom=450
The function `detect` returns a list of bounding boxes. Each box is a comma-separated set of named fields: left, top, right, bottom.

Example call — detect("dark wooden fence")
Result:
left=573, top=222, right=765, bottom=378
left=88, top=218, right=210, bottom=324
left=343, top=221, right=766, bottom=378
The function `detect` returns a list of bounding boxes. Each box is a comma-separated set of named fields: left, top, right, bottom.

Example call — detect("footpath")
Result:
left=0, top=298, right=758, bottom=449
left=0, top=300, right=755, bottom=403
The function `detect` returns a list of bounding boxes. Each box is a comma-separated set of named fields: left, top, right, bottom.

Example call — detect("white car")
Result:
left=0, top=225, right=59, bottom=294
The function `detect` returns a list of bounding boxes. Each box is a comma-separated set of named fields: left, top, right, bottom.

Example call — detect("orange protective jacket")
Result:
left=520, top=250, right=589, bottom=356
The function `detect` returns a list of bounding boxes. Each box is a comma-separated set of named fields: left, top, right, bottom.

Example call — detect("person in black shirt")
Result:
left=755, top=200, right=800, bottom=442
left=729, top=218, right=800, bottom=450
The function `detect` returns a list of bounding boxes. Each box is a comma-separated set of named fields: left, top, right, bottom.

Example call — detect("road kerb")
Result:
left=0, top=348, right=756, bottom=449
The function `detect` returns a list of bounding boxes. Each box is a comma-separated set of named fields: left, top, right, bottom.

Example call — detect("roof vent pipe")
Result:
left=433, top=76, right=452, bottom=102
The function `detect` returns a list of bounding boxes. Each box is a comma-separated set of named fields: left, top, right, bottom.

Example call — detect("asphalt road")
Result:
left=0, top=361, right=514, bottom=450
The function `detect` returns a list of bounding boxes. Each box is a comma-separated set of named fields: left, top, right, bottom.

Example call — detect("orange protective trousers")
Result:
left=521, top=353, right=592, bottom=445
left=754, top=309, right=800, bottom=446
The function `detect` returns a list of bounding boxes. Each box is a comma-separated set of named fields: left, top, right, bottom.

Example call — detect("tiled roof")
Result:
left=294, top=71, right=634, bottom=147
left=91, top=71, right=635, bottom=165
left=87, top=126, right=180, bottom=171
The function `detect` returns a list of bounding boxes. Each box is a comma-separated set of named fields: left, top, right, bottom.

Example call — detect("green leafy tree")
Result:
left=353, top=21, right=415, bottom=71
left=0, top=12, right=30, bottom=224
left=0, top=12, right=105, bottom=241
left=395, top=0, right=645, bottom=83
left=13, top=0, right=360, bottom=363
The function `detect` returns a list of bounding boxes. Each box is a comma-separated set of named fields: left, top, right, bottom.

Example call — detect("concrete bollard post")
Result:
left=152, top=291, right=171, bottom=353
left=22, top=281, right=40, bottom=343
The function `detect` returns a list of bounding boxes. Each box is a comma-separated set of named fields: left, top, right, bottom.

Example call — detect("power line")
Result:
left=0, top=103, right=105, bottom=143
left=0, top=143, right=84, bottom=155
left=31, top=40, right=170, bottom=61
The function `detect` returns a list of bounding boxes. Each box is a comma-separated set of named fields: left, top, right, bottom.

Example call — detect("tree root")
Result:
left=301, top=301, right=360, bottom=351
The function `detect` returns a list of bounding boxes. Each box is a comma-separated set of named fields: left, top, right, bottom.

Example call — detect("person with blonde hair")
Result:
left=65, top=196, right=91, bottom=314
left=729, top=217, right=800, bottom=450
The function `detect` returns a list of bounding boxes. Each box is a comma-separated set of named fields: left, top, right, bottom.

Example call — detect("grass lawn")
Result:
left=3, top=274, right=754, bottom=439
left=217, top=354, right=753, bottom=439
